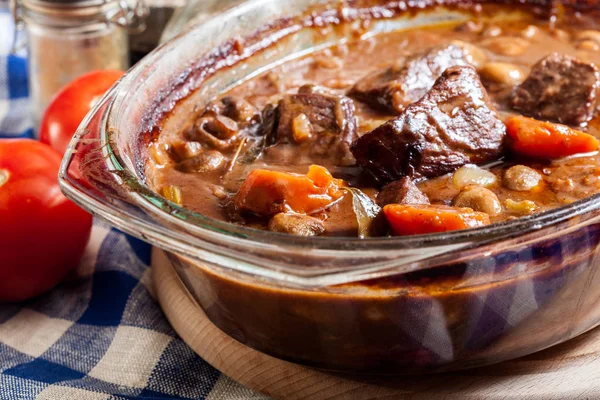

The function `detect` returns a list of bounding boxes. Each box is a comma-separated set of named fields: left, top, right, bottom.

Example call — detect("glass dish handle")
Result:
left=59, top=90, right=160, bottom=244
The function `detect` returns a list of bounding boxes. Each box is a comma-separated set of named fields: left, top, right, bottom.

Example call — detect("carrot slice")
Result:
left=506, top=115, right=599, bottom=159
left=234, top=165, right=344, bottom=216
left=383, top=204, right=490, bottom=236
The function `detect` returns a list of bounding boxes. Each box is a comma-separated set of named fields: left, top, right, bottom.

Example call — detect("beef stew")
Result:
left=148, top=10, right=600, bottom=238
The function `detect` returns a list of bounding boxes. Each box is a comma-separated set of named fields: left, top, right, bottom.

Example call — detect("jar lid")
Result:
left=11, top=0, right=149, bottom=31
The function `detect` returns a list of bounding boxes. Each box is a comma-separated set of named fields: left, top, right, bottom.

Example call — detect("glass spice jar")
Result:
left=10, top=0, right=148, bottom=128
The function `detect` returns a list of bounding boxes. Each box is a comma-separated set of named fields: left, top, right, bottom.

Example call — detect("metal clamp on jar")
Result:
left=10, top=0, right=149, bottom=127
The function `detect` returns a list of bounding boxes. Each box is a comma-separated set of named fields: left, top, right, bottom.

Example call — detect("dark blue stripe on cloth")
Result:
left=0, top=128, right=34, bottom=139
left=6, top=55, right=28, bottom=98
left=76, top=228, right=145, bottom=326
left=125, top=235, right=152, bottom=266
left=0, top=343, right=34, bottom=373
left=4, top=359, right=85, bottom=384
left=50, top=374, right=145, bottom=398
left=77, top=271, right=138, bottom=326
left=135, top=389, right=189, bottom=399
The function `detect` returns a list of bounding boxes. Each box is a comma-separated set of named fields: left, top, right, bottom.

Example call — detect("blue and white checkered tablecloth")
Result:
left=0, top=3, right=267, bottom=399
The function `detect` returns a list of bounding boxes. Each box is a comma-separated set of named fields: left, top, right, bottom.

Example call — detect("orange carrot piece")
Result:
left=383, top=204, right=490, bottom=236
left=506, top=115, right=599, bottom=159
left=234, top=165, right=344, bottom=216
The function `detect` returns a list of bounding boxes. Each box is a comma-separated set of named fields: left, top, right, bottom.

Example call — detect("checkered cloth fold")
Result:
left=0, top=4, right=267, bottom=398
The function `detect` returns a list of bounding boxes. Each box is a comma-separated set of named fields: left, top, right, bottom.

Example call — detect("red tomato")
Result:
left=0, top=139, right=93, bottom=302
left=40, top=70, right=124, bottom=154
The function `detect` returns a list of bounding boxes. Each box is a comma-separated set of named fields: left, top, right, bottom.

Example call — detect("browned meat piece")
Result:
left=183, top=96, right=263, bottom=160
left=259, top=103, right=279, bottom=145
left=349, top=44, right=469, bottom=114
left=203, top=96, right=261, bottom=127
left=266, top=85, right=358, bottom=165
left=511, top=53, right=600, bottom=125
left=186, top=116, right=239, bottom=151
left=376, top=177, right=430, bottom=207
left=268, top=212, right=325, bottom=236
left=175, top=150, right=226, bottom=173
left=351, top=66, right=506, bottom=184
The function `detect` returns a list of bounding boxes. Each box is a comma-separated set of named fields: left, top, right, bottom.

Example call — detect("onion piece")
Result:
left=343, top=187, right=382, bottom=239
left=452, top=164, right=497, bottom=189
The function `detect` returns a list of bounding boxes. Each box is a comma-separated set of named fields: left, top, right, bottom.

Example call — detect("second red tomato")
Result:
left=39, top=70, right=124, bottom=155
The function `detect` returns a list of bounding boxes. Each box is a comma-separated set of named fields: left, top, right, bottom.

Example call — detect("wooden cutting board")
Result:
left=152, top=248, right=600, bottom=400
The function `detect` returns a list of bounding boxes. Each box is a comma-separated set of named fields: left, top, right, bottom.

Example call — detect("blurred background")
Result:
left=2, top=0, right=246, bottom=134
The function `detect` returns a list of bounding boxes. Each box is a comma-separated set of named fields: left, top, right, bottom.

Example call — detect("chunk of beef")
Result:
left=511, top=53, right=600, bottom=125
left=349, top=44, right=469, bottom=114
left=265, top=85, right=358, bottom=165
left=203, top=96, right=261, bottom=127
left=268, top=212, right=325, bottom=236
left=186, top=116, right=239, bottom=152
left=351, top=66, right=506, bottom=184
left=184, top=96, right=262, bottom=159
left=259, top=103, right=279, bottom=146
left=376, top=177, right=430, bottom=207
left=174, top=150, right=226, bottom=173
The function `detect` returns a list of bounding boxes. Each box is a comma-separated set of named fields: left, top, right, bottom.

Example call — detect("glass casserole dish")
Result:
left=60, top=0, right=600, bottom=374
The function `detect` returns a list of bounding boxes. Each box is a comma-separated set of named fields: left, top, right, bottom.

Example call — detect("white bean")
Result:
left=481, top=37, right=530, bottom=56
left=503, top=165, right=542, bottom=191
left=479, top=62, right=524, bottom=85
